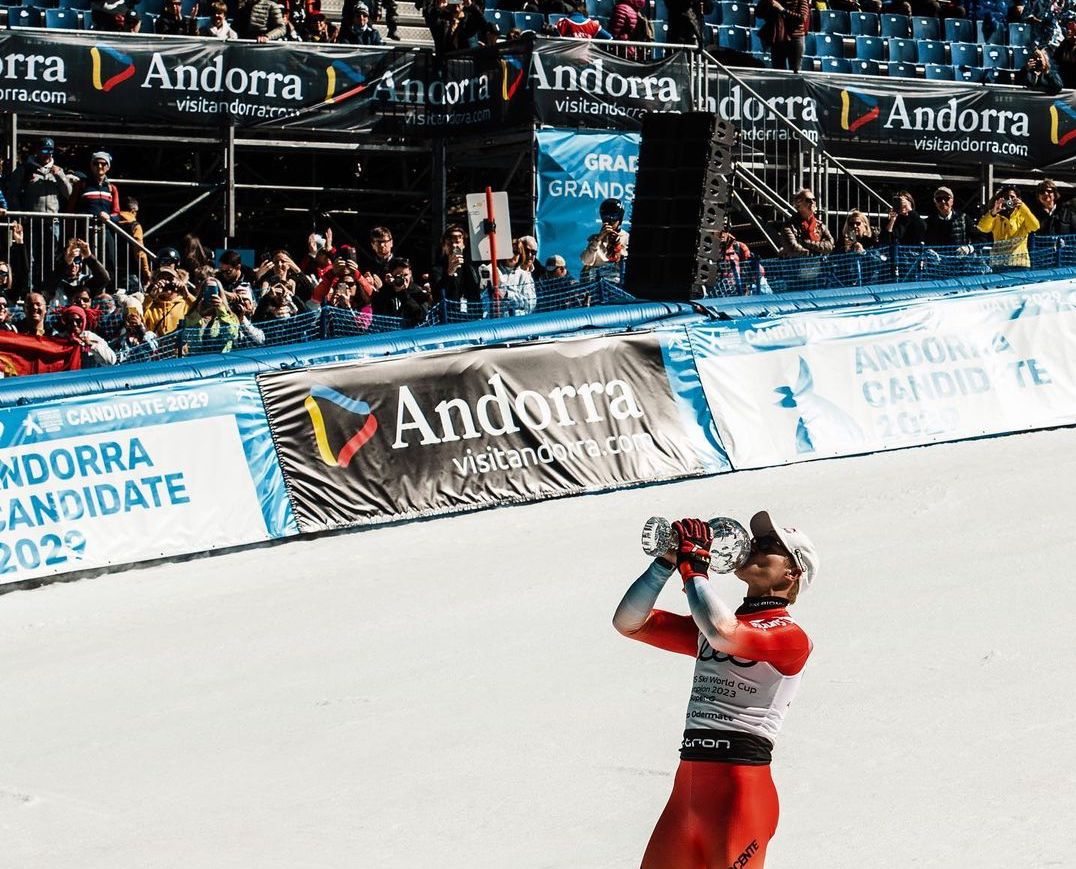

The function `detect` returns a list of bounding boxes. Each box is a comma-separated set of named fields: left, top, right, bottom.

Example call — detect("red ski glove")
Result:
left=673, top=518, right=712, bottom=583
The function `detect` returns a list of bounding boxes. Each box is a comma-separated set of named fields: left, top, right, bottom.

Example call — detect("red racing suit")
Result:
left=613, top=559, right=812, bottom=869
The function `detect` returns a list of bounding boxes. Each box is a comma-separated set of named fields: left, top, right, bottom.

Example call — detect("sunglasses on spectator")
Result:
left=802, top=197, right=816, bottom=204
left=92, top=160, right=108, bottom=167
left=339, top=280, right=357, bottom=287
left=934, top=195, right=951, bottom=202
left=0, top=270, right=8, bottom=277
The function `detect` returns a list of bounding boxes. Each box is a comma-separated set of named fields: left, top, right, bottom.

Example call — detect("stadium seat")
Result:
left=44, top=5, right=78, bottom=25
left=137, top=0, right=165, bottom=12
left=988, top=68, right=1018, bottom=84
left=1008, top=23, right=1031, bottom=47
left=887, top=61, right=918, bottom=78
left=58, top=0, right=90, bottom=8
left=1011, top=45, right=1031, bottom=69
left=140, top=10, right=157, bottom=30
left=851, top=58, right=883, bottom=76
left=943, top=17, right=974, bottom=43
left=911, top=15, right=939, bottom=40
left=855, top=35, right=885, bottom=61
left=750, top=51, right=773, bottom=68
left=849, top=11, right=878, bottom=36
left=977, top=19, right=1005, bottom=46
left=750, top=28, right=763, bottom=52
left=8, top=6, right=42, bottom=24
left=982, top=46, right=1009, bottom=68
left=194, top=14, right=209, bottom=30
left=590, top=0, right=614, bottom=18
left=819, top=57, right=852, bottom=73
left=717, top=24, right=750, bottom=52
left=950, top=42, right=980, bottom=68
left=880, top=13, right=910, bottom=38
left=485, top=9, right=510, bottom=29
left=916, top=39, right=946, bottom=65
left=888, top=37, right=917, bottom=63
left=818, top=9, right=849, bottom=34
left=179, top=0, right=196, bottom=14
left=719, top=1, right=751, bottom=27
left=924, top=63, right=956, bottom=80
left=956, top=66, right=985, bottom=82
left=515, top=11, right=542, bottom=30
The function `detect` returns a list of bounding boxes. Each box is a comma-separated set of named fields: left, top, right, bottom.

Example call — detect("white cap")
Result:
left=750, top=510, right=819, bottom=592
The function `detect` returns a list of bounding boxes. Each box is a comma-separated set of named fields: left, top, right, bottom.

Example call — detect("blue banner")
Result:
left=535, top=128, right=639, bottom=278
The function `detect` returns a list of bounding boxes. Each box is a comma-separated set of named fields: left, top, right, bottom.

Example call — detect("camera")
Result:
left=1003, top=196, right=1017, bottom=210
left=452, top=243, right=464, bottom=255
left=391, top=273, right=407, bottom=287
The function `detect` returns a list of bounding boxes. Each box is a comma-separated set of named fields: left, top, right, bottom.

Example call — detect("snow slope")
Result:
left=2, top=429, right=1074, bottom=869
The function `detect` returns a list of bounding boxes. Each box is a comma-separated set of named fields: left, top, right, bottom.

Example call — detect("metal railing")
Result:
left=2, top=211, right=156, bottom=297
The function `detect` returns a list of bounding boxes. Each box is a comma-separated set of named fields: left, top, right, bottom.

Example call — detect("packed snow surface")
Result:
left=2, top=429, right=1073, bottom=868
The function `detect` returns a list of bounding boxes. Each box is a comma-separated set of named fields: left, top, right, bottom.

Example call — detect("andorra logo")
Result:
left=90, top=44, right=136, bottom=93
left=324, top=60, right=368, bottom=104
left=1049, top=99, right=1076, bottom=146
left=499, top=53, right=525, bottom=101
left=840, top=88, right=879, bottom=133
left=304, top=384, right=378, bottom=468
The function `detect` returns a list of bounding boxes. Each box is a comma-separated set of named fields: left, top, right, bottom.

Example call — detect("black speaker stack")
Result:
left=625, top=112, right=736, bottom=302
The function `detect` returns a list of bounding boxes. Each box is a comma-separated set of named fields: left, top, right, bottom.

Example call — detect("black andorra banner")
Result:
left=531, top=41, right=695, bottom=129
left=706, top=68, right=1076, bottom=169
left=256, top=333, right=704, bottom=531
left=0, top=30, right=530, bottom=134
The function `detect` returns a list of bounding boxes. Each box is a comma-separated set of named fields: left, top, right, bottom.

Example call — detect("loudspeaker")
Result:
left=625, top=113, right=736, bottom=301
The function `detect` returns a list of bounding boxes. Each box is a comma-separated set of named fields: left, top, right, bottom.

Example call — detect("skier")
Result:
left=613, top=511, right=819, bottom=869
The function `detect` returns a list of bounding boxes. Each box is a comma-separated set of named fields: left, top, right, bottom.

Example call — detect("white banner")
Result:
left=692, top=282, right=1076, bottom=468
left=0, top=412, right=282, bottom=586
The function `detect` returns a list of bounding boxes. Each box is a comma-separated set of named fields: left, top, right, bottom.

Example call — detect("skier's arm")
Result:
left=613, top=559, right=698, bottom=656
left=684, top=577, right=810, bottom=675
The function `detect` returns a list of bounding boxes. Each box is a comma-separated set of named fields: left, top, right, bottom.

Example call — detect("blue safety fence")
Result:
left=715, top=235, right=1076, bottom=297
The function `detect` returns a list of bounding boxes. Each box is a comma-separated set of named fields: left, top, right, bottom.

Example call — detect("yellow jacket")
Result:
left=977, top=203, right=1041, bottom=269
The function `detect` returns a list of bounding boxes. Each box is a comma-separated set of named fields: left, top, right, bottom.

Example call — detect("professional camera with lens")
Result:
left=391, top=273, right=408, bottom=288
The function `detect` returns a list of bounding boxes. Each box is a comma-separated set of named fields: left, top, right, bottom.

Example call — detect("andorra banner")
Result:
left=690, top=280, right=1076, bottom=469
left=704, top=68, right=1076, bottom=169
left=0, top=377, right=296, bottom=587
left=256, top=333, right=710, bottom=531
left=0, top=30, right=530, bottom=134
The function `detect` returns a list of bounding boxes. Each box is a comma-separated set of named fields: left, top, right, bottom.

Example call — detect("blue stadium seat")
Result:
left=888, top=37, right=917, bottom=63
left=44, top=5, right=78, bottom=25
left=515, top=11, right=543, bottom=30
left=950, top=41, right=980, bottom=67
left=590, top=0, right=614, bottom=18
left=887, top=61, right=918, bottom=78
left=750, top=51, right=773, bottom=68
left=818, top=9, right=849, bottom=34
left=8, top=5, right=42, bottom=24
left=717, top=24, right=750, bottom=52
left=815, top=33, right=843, bottom=57
left=58, top=0, right=90, bottom=8
left=547, top=11, right=566, bottom=25
left=977, top=19, right=1005, bottom=46
left=484, top=9, right=511, bottom=29
left=851, top=58, right=883, bottom=76
left=849, top=11, right=878, bottom=36
left=820, top=57, right=852, bottom=73
left=911, top=15, right=939, bottom=40
left=955, top=66, right=985, bottom=82
left=916, top=39, right=946, bottom=65
left=987, top=68, right=1017, bottom=84
left=750, top=28, right=763, bottom=52
left=78, top=7, right=90, bottom=25
left=880, top=13, right=910, bottom=38
left=140, top=10, right=157, bottom=30
left=137, top=0, right=165, bottom=12
left=1011, top=45, right=1031, bottom=69
left=924, top=63, right=956, bottom=80
left=179, top=0, right=196, bottom=14
left=982, top=46, right=1009, bottom=68
left=194, top=14, right=208, bottom=30
left=719, top=1, right=750, bottom=27
left=855, top=35, right=885, bottom=61
left=1008, top=22, right=1031, bottom=46
left=943, top=17, right=974, bottom=43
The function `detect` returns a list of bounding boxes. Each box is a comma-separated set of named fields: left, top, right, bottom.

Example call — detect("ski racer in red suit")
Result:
left=613, top=511, right=819, bottom=869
